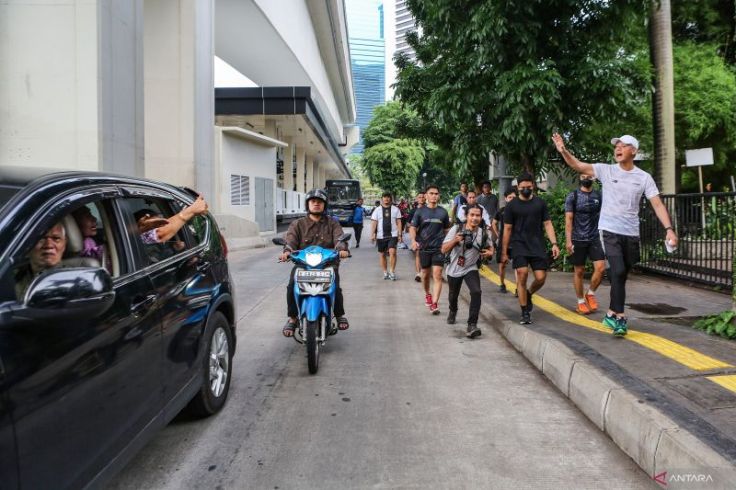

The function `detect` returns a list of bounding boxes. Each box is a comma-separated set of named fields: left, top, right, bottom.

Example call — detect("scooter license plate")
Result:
left=296, top=269, right=332, bottom=283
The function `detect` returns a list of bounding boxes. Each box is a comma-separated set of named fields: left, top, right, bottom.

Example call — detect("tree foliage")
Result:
left=362, top=139, right=425, bottom=198
left=395, top=0, right=650, bottom=179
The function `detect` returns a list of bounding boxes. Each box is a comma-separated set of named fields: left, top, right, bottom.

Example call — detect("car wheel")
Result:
left=187, top=312, right=233, bottom=417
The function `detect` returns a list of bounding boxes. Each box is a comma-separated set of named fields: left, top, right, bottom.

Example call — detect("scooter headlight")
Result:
left=305, top=252, right=323, bottom=267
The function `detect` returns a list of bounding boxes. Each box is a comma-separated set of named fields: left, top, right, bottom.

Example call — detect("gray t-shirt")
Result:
left=443, top=225, right=485, bottom=277
left=592, top=163, right=659, bottom=237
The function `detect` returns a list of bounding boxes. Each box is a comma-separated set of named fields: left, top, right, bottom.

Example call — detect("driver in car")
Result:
left=280, top=189, right=350, bottom=337
left=15, top=222, right=67, bottom=299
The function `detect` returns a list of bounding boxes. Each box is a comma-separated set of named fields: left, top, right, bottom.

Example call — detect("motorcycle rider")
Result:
left=280, top=189, right=350, bottom=337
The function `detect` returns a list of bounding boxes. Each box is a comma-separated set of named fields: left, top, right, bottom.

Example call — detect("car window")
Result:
left=187, top=215, right=209, bottom=245
left=0, top=185, right=20, bottom=211
left=10, top=199, right=123, bottom=302
left=119, top=196, right=191, bottom=267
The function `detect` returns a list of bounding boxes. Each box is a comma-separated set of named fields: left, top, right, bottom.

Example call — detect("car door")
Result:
left=0, top=191, right=164, bottom=489
left=117, top=189, right=214, bottom=413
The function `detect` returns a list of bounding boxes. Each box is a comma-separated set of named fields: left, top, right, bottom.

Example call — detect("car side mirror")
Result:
left=20, top=267, right=115, bottom=320
left=337, top=233, right=352, bottom=243
left=272, top=237, right=287, bottom=246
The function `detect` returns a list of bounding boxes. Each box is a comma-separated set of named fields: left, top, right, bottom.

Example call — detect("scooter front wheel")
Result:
left=306, top=319, right=320, bottom=374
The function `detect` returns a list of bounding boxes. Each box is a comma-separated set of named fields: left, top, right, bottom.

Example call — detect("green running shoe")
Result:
left=613, top=317, right=628, bottom=337
left=602, top=314, right=617, bottom=330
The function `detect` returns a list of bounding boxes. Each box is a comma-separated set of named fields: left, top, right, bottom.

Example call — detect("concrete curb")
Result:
left=458, top=287, right=736, bottom=485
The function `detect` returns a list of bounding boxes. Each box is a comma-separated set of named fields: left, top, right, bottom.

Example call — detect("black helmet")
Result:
left=305, top=188, right=328, bottom=211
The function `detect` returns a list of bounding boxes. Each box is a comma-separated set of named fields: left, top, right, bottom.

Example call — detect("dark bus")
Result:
left=325, top=179, right=361, bottom=226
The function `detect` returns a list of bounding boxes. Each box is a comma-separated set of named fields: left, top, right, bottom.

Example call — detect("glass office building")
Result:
left=346, top=0, right=385, bottom=154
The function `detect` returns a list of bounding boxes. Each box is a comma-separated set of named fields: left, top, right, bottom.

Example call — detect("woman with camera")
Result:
left=441, top=205, right=494, bottom=338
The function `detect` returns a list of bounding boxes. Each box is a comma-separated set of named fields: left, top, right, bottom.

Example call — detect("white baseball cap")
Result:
left=611, top=135, right=639, bottom=149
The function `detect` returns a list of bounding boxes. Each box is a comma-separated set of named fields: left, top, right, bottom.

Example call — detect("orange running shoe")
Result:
left=576, top=302, right=592, bottom=315
left=585, top=293, right=599, bottom=312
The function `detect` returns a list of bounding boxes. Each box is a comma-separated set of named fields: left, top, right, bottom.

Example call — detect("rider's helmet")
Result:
left=305, top=188, right=328, bottom=213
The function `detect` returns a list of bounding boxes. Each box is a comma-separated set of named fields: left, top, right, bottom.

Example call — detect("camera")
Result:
left=461, top=230, right=475, bottom=249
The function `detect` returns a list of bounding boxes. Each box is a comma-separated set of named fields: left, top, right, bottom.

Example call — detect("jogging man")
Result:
left=456, top=190, right=492, bottom=227
left=451, top=182, right=468, bottom=223
left=501, top=173, right=560, bottom=325
left=352, top=197, right=366, bottom=248
left=371, top=192, right=402, bottom=280
left=477, top=180, right=499, bottom=224
left=441, top=205, right=494, bottom=338
left=565, top=173, right=605, bottom=315
left=491, top=189, right=516, bottom=294
left=408, top=192, right=426, bottom=282
left=410, top=185, right=451, bottom=314
left=553, top=132, right=678, bottom=336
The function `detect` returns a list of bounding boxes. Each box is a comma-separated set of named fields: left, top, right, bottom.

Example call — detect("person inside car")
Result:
left=280, top=189, right=350, bottom=337
left=14, top=222, right=67, bottom=299
left=137, top=195, right=208, bottom=246
left=72, top=206, right=108, bottom=268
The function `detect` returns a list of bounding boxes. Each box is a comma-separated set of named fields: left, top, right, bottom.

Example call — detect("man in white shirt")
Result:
left=552, top=132, right=678, bottom=337
left=456, top=190, right=492, bottom=229
left=371, top=192, right=403, bottom=280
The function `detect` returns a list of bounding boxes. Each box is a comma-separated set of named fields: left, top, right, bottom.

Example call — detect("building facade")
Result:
left=383, top=0, right=418, bottom=100
left=346, top=0, right=385, bottom=154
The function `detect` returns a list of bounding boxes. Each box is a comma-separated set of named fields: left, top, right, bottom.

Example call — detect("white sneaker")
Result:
left=389, top=272, right=396, bottom=281
left=383, top=271, right=390, bottom=280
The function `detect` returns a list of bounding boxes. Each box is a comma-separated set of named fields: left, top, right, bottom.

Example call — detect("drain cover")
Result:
left=626, top=303, right=687, bottom=315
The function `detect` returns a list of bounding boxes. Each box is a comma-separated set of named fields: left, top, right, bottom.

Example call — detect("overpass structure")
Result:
left=0, top=0, right=357, bottom=237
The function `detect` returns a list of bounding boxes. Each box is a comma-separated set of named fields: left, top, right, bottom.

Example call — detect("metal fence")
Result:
left=638, top=192, right=736, bottom=291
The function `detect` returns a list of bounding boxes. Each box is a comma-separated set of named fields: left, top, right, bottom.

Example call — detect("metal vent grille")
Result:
left=230, top=174, right=250, bottom=205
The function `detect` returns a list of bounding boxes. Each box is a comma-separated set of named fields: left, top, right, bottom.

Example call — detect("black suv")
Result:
left=0, top=168, right=236, bottom=489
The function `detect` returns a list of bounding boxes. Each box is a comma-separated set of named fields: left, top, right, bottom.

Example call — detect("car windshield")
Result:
left=326, top=183, right=360, bottom=204
left=0, top=185, right=20, bottom=212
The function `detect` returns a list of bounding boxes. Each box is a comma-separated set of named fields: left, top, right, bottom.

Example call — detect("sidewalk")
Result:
left=462, top=264, right=736, bottom=485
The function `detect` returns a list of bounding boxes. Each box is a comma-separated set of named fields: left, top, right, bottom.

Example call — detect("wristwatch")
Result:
left=665, top=226, right=674, bottom=232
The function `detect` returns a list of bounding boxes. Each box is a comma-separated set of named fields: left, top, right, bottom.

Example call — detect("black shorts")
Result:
left=419, top=250, right=445, bottom=269
left=513, top=255, right=548, bottom=271
left=570, top=239, right=605, bottom=266
left=376, top=237, right=398, bottom=253
left=601, top=231, right=641, bottom=269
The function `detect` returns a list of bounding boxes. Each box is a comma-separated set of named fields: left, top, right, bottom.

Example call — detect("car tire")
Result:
left=187, top=312, right=233, bottom=417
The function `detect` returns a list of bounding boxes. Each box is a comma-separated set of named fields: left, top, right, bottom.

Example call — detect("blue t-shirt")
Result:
left=352, top=206, right=365, bottom=224
left=564, top=189, right=602, bottom=242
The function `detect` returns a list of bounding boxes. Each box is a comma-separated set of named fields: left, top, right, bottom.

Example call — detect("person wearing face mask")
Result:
left=553, top=132, right=678, bottom=337
left=501, top=173, right=560, bottom=325
left=564, top=173, right=604, bottom=315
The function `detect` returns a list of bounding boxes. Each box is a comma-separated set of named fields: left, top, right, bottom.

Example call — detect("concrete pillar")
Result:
left=295, top=146, right=306, bottom=193
left=144, top=0, right=214, bottom=197
left=0, top=0, right=144, bottom=174
left=306, top=155, right=315, bottom=191
left=282, top=140, right=294, bottom=191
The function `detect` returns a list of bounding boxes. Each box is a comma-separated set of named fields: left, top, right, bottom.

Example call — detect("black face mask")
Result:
left=519, top=188, right=533, bottom=198
left=580, top=179, right=594, bottom=189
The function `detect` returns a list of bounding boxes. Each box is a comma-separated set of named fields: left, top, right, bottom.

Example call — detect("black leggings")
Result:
left=447, top=270, right=482, bottom=324
left=601, top=231, right=640, bottom=314
left=286, top=266, right=345, bottom=318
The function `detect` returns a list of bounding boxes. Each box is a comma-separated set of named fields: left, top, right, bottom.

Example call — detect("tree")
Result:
left=362, top=140, right=425, bottom=198
left=394, top=0, right=650, bottom=180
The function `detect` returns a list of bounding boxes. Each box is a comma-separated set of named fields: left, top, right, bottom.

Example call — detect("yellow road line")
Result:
left=706, top=375, right=736, bottom=394
left=478, top=266, right=733, bottom=372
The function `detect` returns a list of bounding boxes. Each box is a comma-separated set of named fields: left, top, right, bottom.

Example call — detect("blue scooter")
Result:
left=273, top=234, right=351, bottom=374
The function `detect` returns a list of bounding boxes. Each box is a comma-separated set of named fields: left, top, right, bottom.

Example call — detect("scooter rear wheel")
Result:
left=306, top=319, right=320, bottom=374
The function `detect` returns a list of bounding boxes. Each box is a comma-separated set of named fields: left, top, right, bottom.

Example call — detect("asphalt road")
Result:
left=109, top=243, right=656, bottom=489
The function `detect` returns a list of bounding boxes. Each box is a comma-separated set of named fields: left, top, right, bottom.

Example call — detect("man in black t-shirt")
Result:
left=491, top=189, right=516, bottom=293
left=501, top=173, right=560, bottom=325
left=410, top=185, right=451, bottom=315
left=565, top=172, right=605, bottom=315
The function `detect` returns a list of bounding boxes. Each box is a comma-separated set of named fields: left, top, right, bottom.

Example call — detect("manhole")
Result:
left=626, top=303, right=687, bottom=315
